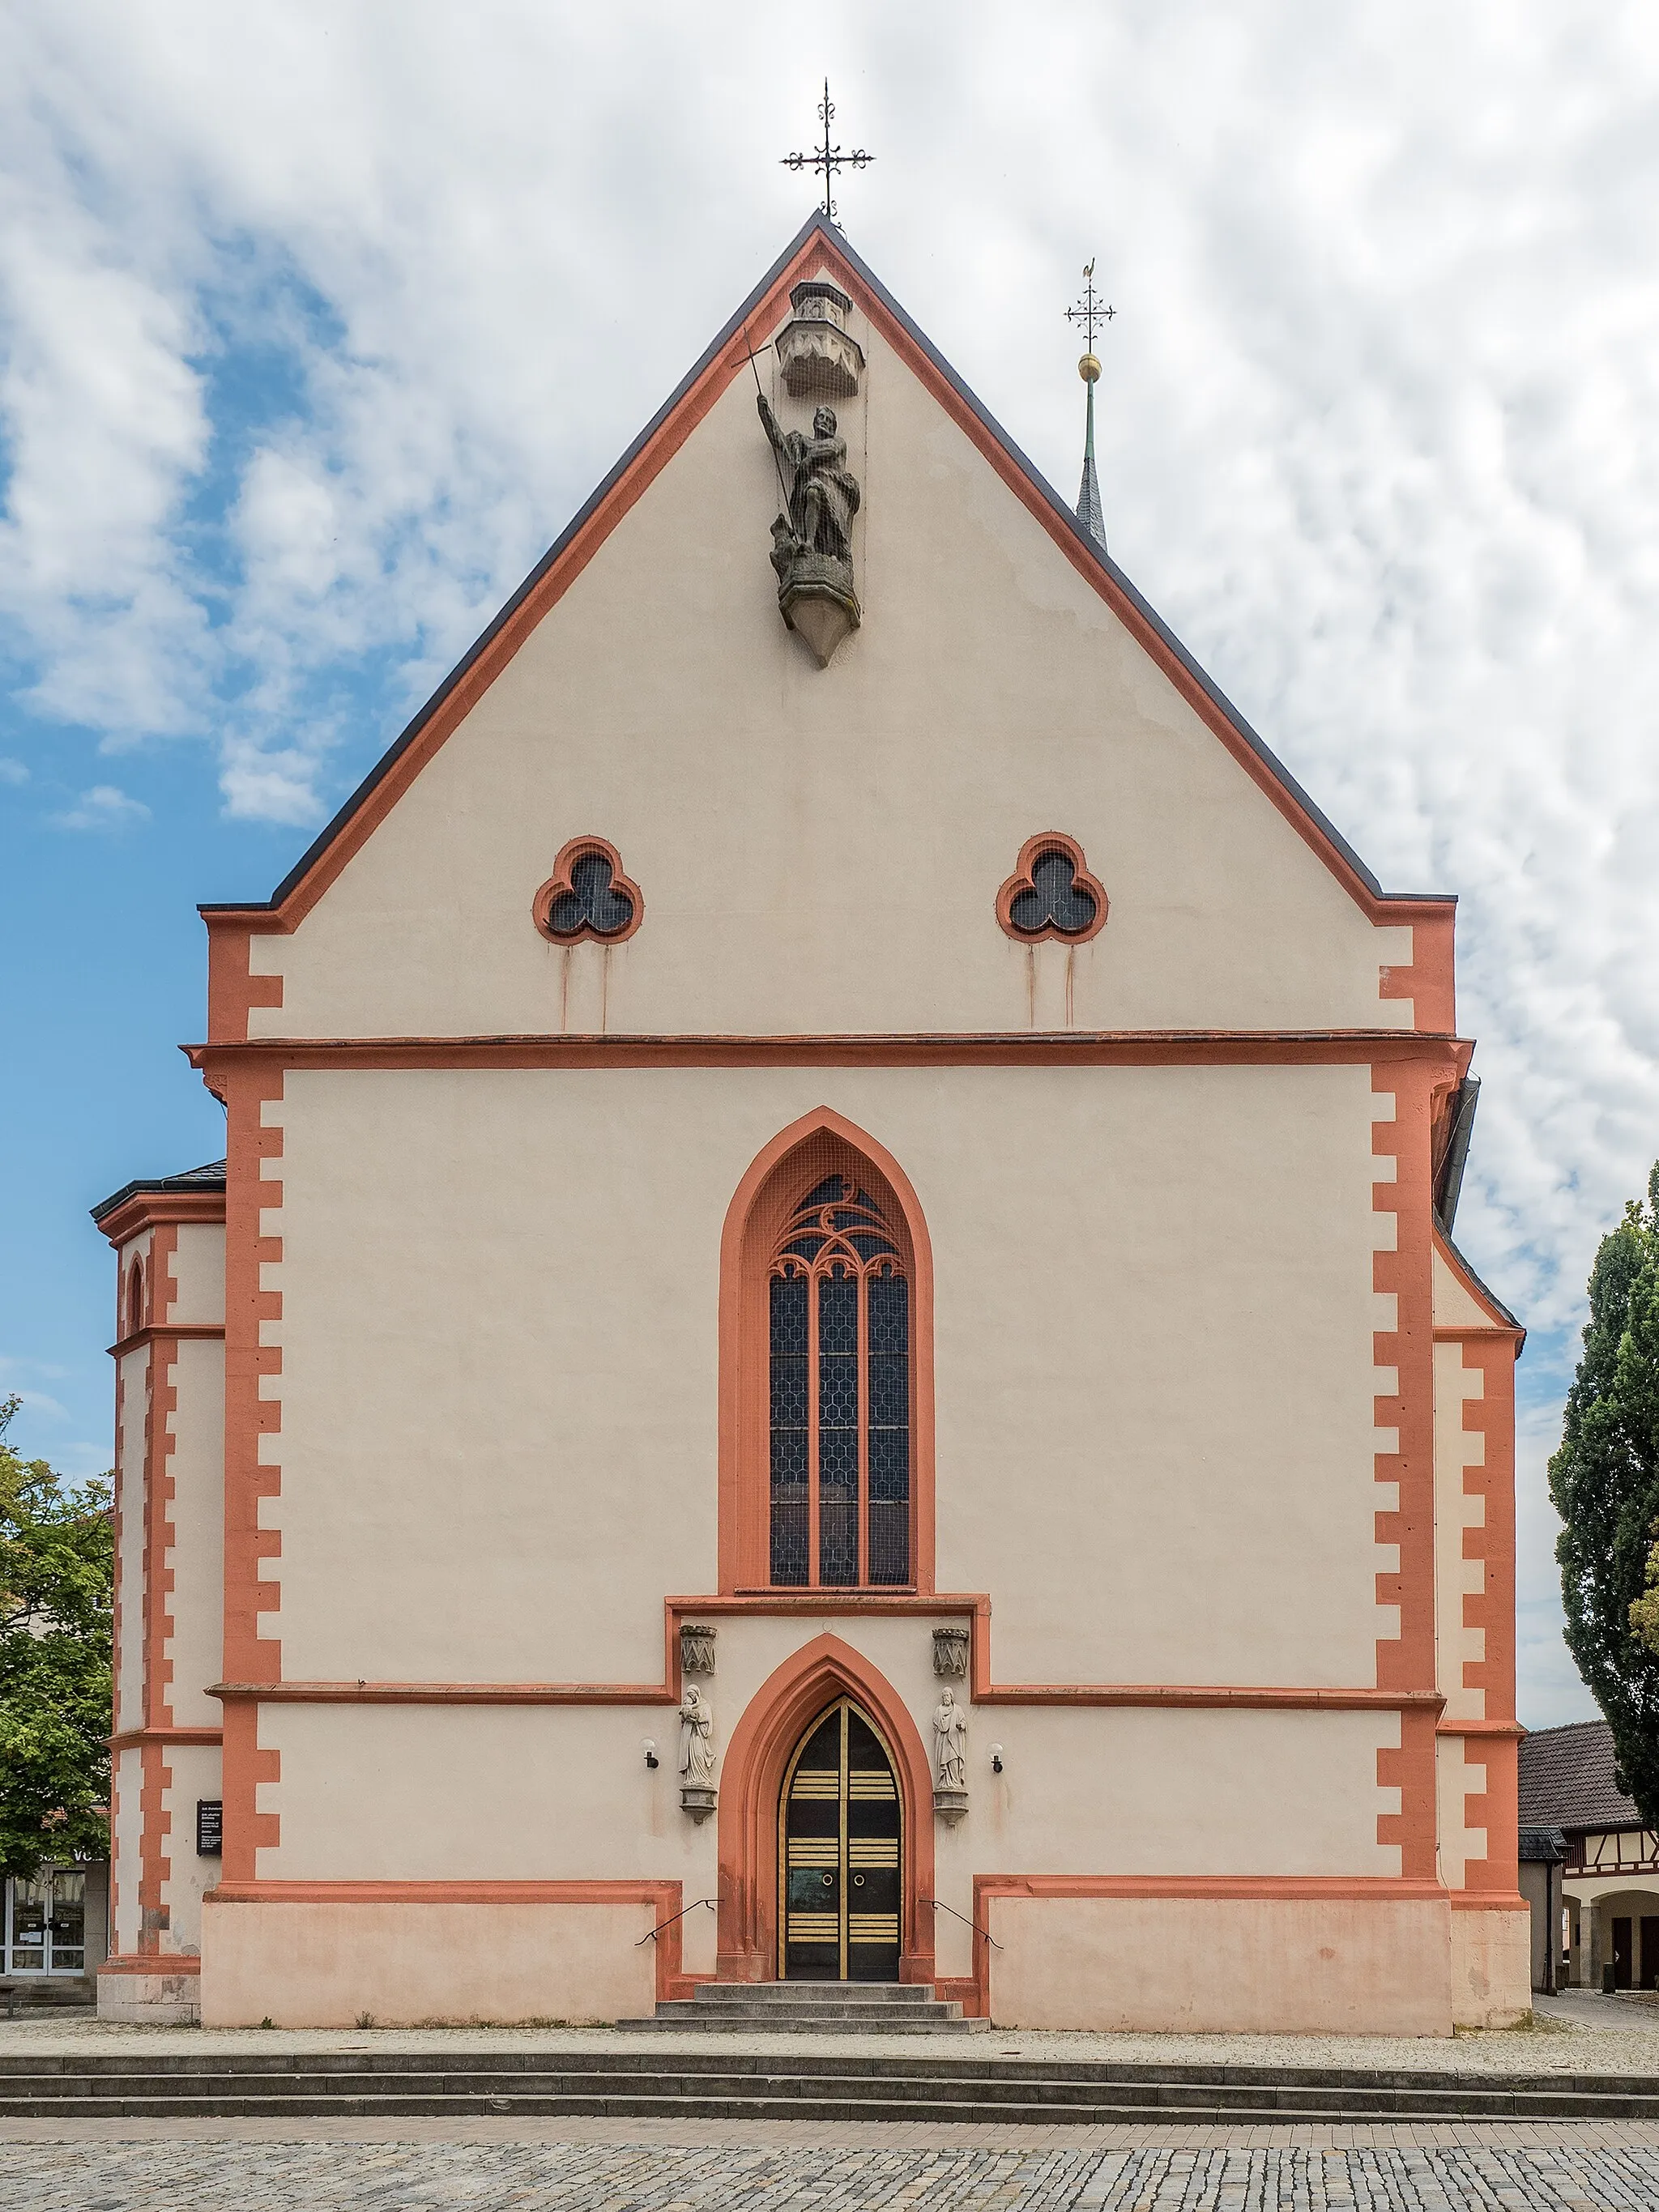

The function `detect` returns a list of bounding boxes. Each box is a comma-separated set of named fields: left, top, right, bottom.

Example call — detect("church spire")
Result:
left=1064, top=260, right=1114, bottom=552
left=1077, top=370, right=1106, bottom=550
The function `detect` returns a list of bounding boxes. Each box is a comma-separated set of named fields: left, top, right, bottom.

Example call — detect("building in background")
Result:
left=1520, top=1719, right=1659, bottom=1991
left=0, top=1864, right=108, bottom=2006
left=90, top=217, right=1527, bottom=2034
left=1516, top=1825, right=1567, bottom=1995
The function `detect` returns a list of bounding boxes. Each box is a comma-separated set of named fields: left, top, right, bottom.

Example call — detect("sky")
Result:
left=2, top=2, right=1657, bottom=1728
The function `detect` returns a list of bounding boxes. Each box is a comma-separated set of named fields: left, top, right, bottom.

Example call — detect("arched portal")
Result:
left=779, top=1698, right=903, bottom=1981
left=715, top=1632, right=936, bottom=1986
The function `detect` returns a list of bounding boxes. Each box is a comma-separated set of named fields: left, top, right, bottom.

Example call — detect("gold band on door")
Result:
left=779, top=1697, right=903, bottom=1981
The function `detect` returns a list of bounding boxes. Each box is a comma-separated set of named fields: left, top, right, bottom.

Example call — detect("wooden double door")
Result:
left=779, top=1698, right=902, bottom=1981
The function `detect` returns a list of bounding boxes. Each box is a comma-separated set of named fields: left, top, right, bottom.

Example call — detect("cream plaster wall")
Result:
left=110, top=1747, right=143, bottom=1956
left=1431, top=1250, right=1492, bottom=1331
left=165, top=1338, right=224, bottom=1729
left=985, top=1894, right=1452, bottom=2035
left=201, top=1899, right=656, bottom=2027
left=254, top=1624, right=1393, bottom=1893
left=262, top=1060, right=1388, bottom=1692
left=1563, top=1874, right=1659, bottom=1908
left=169, top=1221, right=224, bottom=1327
left=160, top=1741, right=224, bottom=1958
left=1432, top=1342, right=1486, bottom=1722
left=1435, top=1735, right=1487, bottom=1893
left=249, top=308, right=1412, bottom=1042
left=113, top=1345, right=148, bottom=1733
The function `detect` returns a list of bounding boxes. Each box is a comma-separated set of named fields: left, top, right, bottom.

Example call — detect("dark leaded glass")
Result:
left=867, top=1272, right=910, bottom=1585
left=770, top=1272, right=810, bottom=1585
left=546, top=850, right=636, bottom=938
left=1008, top=848, right=1098, bottom=937
left=847, top=1230, right=898, bottom=1260
left=818, top=1271, right=859, bottom=1585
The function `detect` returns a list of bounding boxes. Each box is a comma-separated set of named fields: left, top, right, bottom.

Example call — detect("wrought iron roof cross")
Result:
left=781, top=79, right=874, bottom=227
left=1064, top=259, right=1115, bottom=355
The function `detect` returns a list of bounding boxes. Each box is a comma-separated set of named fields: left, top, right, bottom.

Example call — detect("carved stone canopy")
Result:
left=775, top=279, right=864, bottom=401
left=932, top=1626, right=970, bottom=1679
left=680, top=1622, right=716, bottom=1675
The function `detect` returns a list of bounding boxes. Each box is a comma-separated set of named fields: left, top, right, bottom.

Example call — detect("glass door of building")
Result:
left=2, top=1867, right=86, bottom=1975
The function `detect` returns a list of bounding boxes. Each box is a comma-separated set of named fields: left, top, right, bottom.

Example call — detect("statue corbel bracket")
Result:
left=778, top=564, right=861, bottom=669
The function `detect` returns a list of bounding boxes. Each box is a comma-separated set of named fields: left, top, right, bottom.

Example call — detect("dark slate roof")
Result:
left=1519, top=1720, right=1643, bottom=1832
left=1520, top=1826, right=1568, bottom=1863
left=90, top=1160, right=227, bottom=1225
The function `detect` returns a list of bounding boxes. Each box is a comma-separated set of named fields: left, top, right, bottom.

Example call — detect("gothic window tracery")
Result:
left=996, top=833, right=1107, bottom=943
left=769, top=1175, right=911, bottom=1589
left=531, top=837, right=642, bottom=944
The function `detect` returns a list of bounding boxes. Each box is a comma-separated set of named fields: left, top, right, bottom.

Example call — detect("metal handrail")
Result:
left=636, top=1896, right=718, bottom=1946
left=924, top=1896, right=1002, bottom=1947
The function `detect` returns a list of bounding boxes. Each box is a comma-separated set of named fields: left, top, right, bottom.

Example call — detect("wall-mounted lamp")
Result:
left=989, top=1744, right=1004, bottom=1775
left=642, top=1738, right=659, bottom=1770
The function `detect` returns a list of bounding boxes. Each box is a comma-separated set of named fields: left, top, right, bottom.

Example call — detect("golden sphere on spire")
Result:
left=1078, top=352, right=1101, bottom=384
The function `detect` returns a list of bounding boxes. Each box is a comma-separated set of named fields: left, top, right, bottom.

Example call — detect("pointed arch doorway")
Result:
left=779, top=1698, right=903, bottom=1981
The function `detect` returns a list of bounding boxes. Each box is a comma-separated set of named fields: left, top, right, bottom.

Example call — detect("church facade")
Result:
left=92, top=216, right=1529, bottom=2033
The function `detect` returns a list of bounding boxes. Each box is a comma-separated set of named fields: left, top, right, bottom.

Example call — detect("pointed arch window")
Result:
left=768, top=1176, right=911, bottom=1588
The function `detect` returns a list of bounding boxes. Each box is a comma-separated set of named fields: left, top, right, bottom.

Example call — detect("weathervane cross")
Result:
left=781, top=79, right=874, bottom=227
left=1064, top=259, right=1115, bottom=355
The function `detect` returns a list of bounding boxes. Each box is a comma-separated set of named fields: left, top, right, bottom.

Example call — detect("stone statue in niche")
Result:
left=932, top=1686, right=970, bottom=1824
left=679, top=1684, right=717, bottom=1821
left=757, top=391, right=862, bottom=667
left=932, top=1687, right=968, bottom=1790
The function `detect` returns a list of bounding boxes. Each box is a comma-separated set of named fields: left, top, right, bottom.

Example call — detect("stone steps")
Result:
left=2, top=2048, right=1659, bottom=2122
left=619, top=1980, right=973, bottom=2034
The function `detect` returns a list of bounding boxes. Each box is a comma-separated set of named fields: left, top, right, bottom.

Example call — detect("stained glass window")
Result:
left=770, top=1274, right=810, bottom=1584
left=767, top=1174, right=911, bottom=1588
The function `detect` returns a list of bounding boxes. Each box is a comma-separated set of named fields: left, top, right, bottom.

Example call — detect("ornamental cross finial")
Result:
left=1065, top=259, right=1115, bottom=552
left=1064, top=258, right=1115, bottom=356
left=781, top=79, right=874, bottom=228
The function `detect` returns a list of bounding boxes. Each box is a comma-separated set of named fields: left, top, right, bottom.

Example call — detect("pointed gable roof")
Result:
left=201, top=215, right=1452, bottom=939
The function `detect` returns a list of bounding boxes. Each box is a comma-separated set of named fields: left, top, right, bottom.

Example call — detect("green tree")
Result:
left=0, top=1396, right=113, bottom=1877
left=1549, top=1165, right=1659, bottom=1822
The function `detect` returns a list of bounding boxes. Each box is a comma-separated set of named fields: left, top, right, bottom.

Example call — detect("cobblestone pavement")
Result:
left=9, top=2132, right=1659, bottom=2209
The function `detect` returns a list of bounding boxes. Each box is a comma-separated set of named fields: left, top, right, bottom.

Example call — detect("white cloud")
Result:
left=49, top=782, right=150, bottom=830
left=0, top=758, right=28, bottom=783
left=3, top=0, right=1659, bottom=1715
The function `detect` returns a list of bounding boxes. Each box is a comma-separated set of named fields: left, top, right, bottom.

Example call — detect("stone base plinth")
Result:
left=97, top=1957, right=202, bottom=2025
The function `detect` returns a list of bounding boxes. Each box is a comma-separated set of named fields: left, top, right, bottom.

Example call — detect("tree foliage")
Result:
left=1548, top=1166, right=1659, bottom=1822
left=0, top=1396, right=113, bottom=1877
